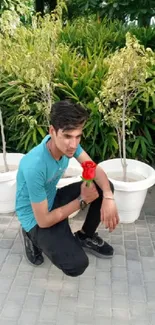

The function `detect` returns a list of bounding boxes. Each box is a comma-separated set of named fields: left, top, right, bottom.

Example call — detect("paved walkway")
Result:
left=0, top=186, right=155, bottom=325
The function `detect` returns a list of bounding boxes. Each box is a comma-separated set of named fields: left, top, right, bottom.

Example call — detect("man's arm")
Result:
left=31, top=199, right=80, bottom=228
left=76, top=150, right=119, bottom=231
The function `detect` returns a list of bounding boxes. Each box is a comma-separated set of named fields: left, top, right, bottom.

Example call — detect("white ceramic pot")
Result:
left=0, top=153, right=24, bottom=213
left=99, top=158, right=155, bottom=223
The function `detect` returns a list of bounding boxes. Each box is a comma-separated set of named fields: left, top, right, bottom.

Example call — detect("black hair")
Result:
left=50, top=100, right=89, bottom=132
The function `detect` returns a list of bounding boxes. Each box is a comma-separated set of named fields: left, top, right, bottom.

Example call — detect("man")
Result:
left=16, top=100, right=119, bottom=277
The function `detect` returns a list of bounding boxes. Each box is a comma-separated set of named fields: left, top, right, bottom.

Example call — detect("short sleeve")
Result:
left=74, top=144, right=83, bottom=158
left=23, top=168, right=47, bottom=203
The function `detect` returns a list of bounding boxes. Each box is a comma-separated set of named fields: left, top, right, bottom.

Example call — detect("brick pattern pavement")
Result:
left=0, top=186, right=155, bottom=325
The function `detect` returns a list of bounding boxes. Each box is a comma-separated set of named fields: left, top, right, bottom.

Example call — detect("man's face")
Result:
left=49, top=125, right=83, bottom=158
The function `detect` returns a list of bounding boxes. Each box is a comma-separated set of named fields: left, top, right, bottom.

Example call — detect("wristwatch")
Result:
left=77, top=195, right=87, bottom=210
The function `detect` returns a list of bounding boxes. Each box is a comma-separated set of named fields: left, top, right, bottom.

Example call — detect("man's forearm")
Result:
left=95, top=165, right=113, bottom=196
left=42, top=199, right=80, bottom=228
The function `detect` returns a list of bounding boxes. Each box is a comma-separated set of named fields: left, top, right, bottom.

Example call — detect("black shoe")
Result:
left=20, top=228, right=44, bottom=266
left=75, top=231, right=114, bottom=259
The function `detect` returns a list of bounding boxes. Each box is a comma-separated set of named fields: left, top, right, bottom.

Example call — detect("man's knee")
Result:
left=63, top=254, right=89, bottom=277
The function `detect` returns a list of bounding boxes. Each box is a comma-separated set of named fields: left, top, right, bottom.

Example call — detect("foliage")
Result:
left=0, top=5, right=64, bottom=153
left=97, top=33, right=153, bottom=180
left=100, top=0, right=155, bottom=27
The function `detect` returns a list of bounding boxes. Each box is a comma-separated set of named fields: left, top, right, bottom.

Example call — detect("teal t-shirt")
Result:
left=16, top=135, right=83, bottom=232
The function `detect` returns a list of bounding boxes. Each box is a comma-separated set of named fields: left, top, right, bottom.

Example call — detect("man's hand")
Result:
left=101, top=199, right=119, bottom=232
left=80, top=182, right=99, bottom=204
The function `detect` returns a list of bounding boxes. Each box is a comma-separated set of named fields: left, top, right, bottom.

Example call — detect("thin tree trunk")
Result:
left=0, top=109, right=9, bottom=172
left=35, top=0, right=44, bottom=16
left=122, top=96, right=127, bottom=182
left=49, top=0, right=57, bottom=12
left=138, top=14, right=151, bottom=27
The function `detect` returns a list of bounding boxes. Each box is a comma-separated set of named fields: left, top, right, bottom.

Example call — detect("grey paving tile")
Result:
left=111, top=267, right=127, bottom=281
left=7, top=286, right=28, bottom=305
left=96, top=271, right=111, bottom=285
left=127, top=271, right=144, bottom=286
left=61, top=280, right=78, bottom=296
left=139, top=246, right=154, bottom=257
left=124, top=232, right=136, bottom=241
left=112, top=294, right=129, bottom=309
left=0, top=293, right=7, bottom=311
left=43, top=291, right=60, bottom=305
left=0, top=320, right=17, bottom=325
left=130, top=301, right=149, bottom=319
left=76, top=307, right=93, bottom=324
left=0, top=239, right=14, bottom=249
left=95, top=284, right=111, bottom=298
left=56, top=311, right=76, bottom=325
left=0, top=277, right=13, bottom=294
left=123, top=224, right=135, bottom=231
left=112, top=255, right=126, bottom=267
left=5, top=253, right=22, bottom=266
left=113, top=245, right=125, bottom=256
left=79, top=277, right=95, bottom=292
left=112, top=281, right=128, bottom=295
left=19, top=309, right=39, bottom=324
left=124, top=241, right=138, bottom=249
left=77, top=291, right=94, bottom=308
left=23, top=294, right=44, bottom=310
left=126, top=249, right=140, bottom=261
left=112, top=308, right=129, bottom=320
left=141, top=257, right=155, bottom=271
left=136, top=229, right=150, bottom=237
left=39, top=305, right=57, bottom=322
left=138, top=237, right=152, bottom=246
left=96, top=258, right=111, bottom=270
left=59, top=296, right=78, bottom=312
left=127, top=260, right=142, bottom=272
left=13, top=272, right=32, bottom=287
left=1, top=301, right=22, bottom=321
left=3, top=229, right=18, bottom=239
left=129, top=285, right=146, bottom=302
left=94, top=298, right=111, bottom=317
left=111, top=236, right=123, bottom=245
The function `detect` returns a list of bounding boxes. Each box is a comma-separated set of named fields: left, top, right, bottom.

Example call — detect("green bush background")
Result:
left=0, top=13, right=155, bottom=164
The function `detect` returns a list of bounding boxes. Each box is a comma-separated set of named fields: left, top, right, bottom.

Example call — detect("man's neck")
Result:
left=47, top=138, right=62, bottom=161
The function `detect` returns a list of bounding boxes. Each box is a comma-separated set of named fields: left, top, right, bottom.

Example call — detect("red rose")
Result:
left=81, top=161, right=97, bottom=185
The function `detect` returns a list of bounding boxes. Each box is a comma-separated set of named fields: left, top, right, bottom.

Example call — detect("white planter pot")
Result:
left=0, top=153, right=24, bottom=213
left=99, top=159, right=155, bottom=223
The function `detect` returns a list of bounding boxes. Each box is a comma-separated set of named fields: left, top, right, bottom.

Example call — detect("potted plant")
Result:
left=97, top=33, right=155, bottom=223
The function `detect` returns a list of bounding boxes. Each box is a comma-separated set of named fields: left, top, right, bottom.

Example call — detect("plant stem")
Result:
left=0, top=109, right=9, bottom=172
left=122, top=96, right=127, bottom=181
left=116, top=127, right=122, bottom=163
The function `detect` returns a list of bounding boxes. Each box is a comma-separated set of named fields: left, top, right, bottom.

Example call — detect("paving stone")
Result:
left=112, top=309, right=129, bottom=320
left=13, top=272, right=32, bottom=287
left=0, top=293, right=7, bottom=311
left=127, top=271, right=144, bottom=286
left=112, top=255, right=126, bottom=267
left=113, top=245, right=125, bottom=256
left=19, top=309, right=39, bottom=324
left=5, top=254, right=22, bottom=266
left=111, top=267, right=127, bottom=281
left=96, top=258, right=111, bottom=270
left=138, top=237, right=152, bottom=246
left=139, top=246, right=154, bottom=257
left=124, top=232, right=136, bottom=241
left=111, top=236, right=123, bottom=245
left=126, top=249, right=140, bottom=261
left=0, top=264, right=18, bottom=277
left=1, top=301, right=22, bottom=321
left=44, top=291, right=60, bottom=305
left=56, top=311, right=76, bottom=325
left=94, top=298, right=112, bottom=317
left=112, top=281, right=128, bottom=295
left=112, top=294, right=129, bottom=309
left=124, top=241, right=138, bottom=249
left=123, top=224, right=135, bottom=231
left=96, top=271, right=111, bottom=285
left=0, top=320, right=17, bottom=325
left=0, top=239, right=14, bottom=249
left=77, top=291, right=94, bottom=309
left=141, top=257, right=155, bottom=271
left=7, top=286, right=28, bottom=305
left=127, top=260, right=142, bottom=272
left=76, top=307, right=93, bottom=324
left=145, top=282, right=155, bottom=297
left=135, top=220, right=147, bottom=228
left=79, top=277, right=95, bottom=292
left=143, top=270, right=155, bottom=282
left=95, top=284, right=111, bottom=298
left=0, top=277, right=13, bottom=294
left=136, top=229, right=150, bottom=237
left=3, top=229, right=18, bottom=239
left=130, top=301, right=149, bottom=319
left=24, top=294, right=44, bottom=310
left=129, top=285, right=146, bottom=302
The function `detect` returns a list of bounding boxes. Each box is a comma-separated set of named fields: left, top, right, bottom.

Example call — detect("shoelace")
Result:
left=91, top=232, right=104, bottom=246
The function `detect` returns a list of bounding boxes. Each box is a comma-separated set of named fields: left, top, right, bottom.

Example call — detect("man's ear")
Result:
left=49, top=125, right=55, bottom=136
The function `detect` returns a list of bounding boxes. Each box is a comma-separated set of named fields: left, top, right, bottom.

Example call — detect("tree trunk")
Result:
left=49, top=0, right=57, bottom=12
left=138, top=14, right=151, bottom=27
left=0, top=109, right=9, bottom=172
left=35, top=0, right=44, bottom=16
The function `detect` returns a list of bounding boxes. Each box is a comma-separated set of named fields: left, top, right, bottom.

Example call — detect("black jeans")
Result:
left=28, top=181, right=114, bottom=277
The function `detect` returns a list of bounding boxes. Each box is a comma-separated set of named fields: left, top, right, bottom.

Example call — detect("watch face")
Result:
left=81, top=200, right=87, bottom=210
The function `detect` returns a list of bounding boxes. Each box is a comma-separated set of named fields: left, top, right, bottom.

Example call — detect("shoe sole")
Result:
left=19, top=227, right=44, bottom=267
left=83, top=246, right=114, bottom=259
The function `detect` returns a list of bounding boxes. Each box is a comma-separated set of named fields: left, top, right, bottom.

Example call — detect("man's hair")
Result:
left=50, top=100, right=89, bottom=132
